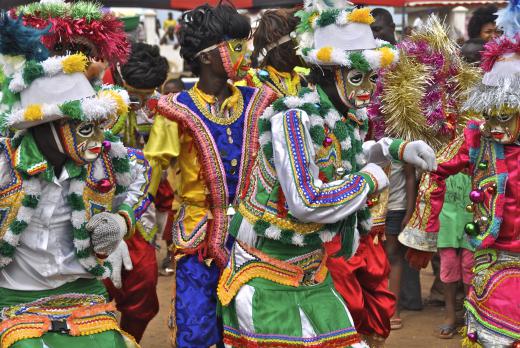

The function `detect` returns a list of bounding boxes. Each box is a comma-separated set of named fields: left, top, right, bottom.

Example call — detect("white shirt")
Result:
left=387, top=162, right=408, bottom=211
left=0, top=168, right=93, bottom=291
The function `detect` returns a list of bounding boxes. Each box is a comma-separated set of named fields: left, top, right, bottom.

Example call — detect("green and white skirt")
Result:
left=219, top=238, right=365, bottom=348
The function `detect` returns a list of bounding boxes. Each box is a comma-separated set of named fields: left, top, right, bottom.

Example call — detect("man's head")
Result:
left=162, top=78, right=185, bottom=94
left=168, top=12, right=173, bottom=20
left=252, top=8, right=301, bottom=71
left=178, top=3, right=251, bottom=80
left=371, top=8, right=396, bottom=45
left=121, top=43, right=169, bottom=110
left=468, top=5, right=499, bottom=42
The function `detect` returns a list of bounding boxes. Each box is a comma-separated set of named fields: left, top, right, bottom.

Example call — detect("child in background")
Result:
left=436, top=173, right=474, bottom=339
left=384, top=161, right=419, bottom=330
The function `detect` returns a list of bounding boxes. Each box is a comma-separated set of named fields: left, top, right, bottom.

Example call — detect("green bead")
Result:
left=464, top=222, right=479, bottom=236
left=478, top=162, right=488, bottom=170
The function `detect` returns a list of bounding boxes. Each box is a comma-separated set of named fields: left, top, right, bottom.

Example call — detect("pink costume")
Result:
left=400, top=12, right=520, bottom=342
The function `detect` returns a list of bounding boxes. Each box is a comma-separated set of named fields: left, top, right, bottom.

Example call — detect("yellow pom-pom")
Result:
left=61, top=54, right=88, bottom=74
left=348, top=8, right=375, bottom=25
left=316, top=47, right=333, bottom=63
left=379, top=46, right=396, bottom=67
left=100, top=90, right=129, bottom=116
left=24, top=104, right=44, bottom=121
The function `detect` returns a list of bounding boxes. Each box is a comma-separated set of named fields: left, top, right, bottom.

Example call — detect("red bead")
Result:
left=323, top=137, right=333, bottom=147
left=97, top=179, right=112, bottom=193
left=469, top=190, right=484, bottom=203
left=102, top=140, right=111, bottom=152
left=512, top=341, right=520, bottom=348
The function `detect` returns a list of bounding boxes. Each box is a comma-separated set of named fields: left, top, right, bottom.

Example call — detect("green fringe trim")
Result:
left=115, top=184, right=126, bottom=195
left=73, top=225, right=89, bottom=240
left=349, top=52, right=371, bottom=73
left=228, top=213, right=244, bottom=239
left=309, top=125, right=326, bottom=145
left=59, top=100, right=84, bottom=121
left=0, top=242, right=16, bottom=257
left=112, top=156, right=130, bottom=173
left=22, top=60, right=44, bottom=85
left=317, top=9, right=340, bottom=27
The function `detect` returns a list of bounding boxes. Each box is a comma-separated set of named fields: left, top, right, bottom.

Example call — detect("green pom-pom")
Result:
left=115, top=184, right=127, bottom=195
left=295, top=9, right=313, bottom=33
left=89, top=264, right=106, bottom=277
left=112, top=157, right=130, bottom=173
left=75, top=248, right=91, bottom=259
left=22, top=195, right=39, bottom=208
left=10, top=220, right=28, bottom=234
left=309, top=125, right=325, bottom=145
left=341, top=149, right=350, bottom=162
left=60, top=100, right=84, bottom=121
left=317, top=9, right=340, bottom=27
left=258, top=118, right=271, bottom=133
left=0, top=241, right=15, bottom=257
left=253, top=220, right=270, bottom=235
left=272, top=98, right=287, bottom=112
left=300, top=103, right=319, bottom=116
left=349, top=52, right=371, bottom=72
left=302, top=47, right=312, bottom=56
left=68, top=193, right=85, bottom=211
left=104, top=131, right=119, bottom=142
left=73, top=226, right=89, bottom=240
left=22, top=61, right=44, bottom=85
left=333, top=121, right=349, bottom=142
left=262, top=142, right=273, bottom=159
left=298, top=87, right=313, bottom=97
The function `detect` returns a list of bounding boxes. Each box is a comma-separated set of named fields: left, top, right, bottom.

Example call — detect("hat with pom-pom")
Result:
left=294, top=0, right=398, bottom=71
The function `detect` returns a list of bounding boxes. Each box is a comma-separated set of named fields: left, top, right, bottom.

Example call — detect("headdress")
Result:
left=463, top=0, right=520, bottom=114
left=13, top=0, right=130, bottom=66
left=294, top=0, right=398, bottom=71
left=0, top=11, right=128, bottom=131
left=369, top=16, right=480, bottom=149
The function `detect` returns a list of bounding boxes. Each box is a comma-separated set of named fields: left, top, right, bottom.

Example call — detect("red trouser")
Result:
left=324, top=233, right=396, bottom=338
left=104, top=233, right=159, bottom=342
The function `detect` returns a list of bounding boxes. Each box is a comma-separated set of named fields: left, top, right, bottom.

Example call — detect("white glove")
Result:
left=106, top=241, right=133, bottom=289
left=402, top=140, right=437, bottom=171
left=86, top=212, right=128, bottom=255
left=359, top=163, right=389, bottom=193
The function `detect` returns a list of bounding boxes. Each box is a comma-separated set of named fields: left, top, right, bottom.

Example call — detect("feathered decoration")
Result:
left=496, top=0, right=520, bottom=37
left=12, top=1, right=130, bottom=66
left=369, top=15, right=481, bottom=150
left=0, top=11, right=49, bottom=64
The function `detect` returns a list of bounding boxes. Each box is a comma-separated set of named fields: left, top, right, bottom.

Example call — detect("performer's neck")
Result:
left=196, top=73, right=231, bottom=102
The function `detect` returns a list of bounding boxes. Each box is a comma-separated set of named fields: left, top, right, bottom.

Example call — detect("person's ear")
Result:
left=391, top=23, right=396, bottom=31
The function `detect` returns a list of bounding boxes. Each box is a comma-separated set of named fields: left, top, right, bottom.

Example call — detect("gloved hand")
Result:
left=86, top=212, right=127, bottom=255
left=402, top=140, right=437, bottom=172
left=405, top=248, right=434, bottom=270
left=359, top=163, right=390, bottom=193
left=105, top=241, right=133, bottom=288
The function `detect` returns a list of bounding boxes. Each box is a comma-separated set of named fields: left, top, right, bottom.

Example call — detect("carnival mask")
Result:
left=57, top=119, right=105, bottom=164
left=218, top=39, right=250, bottom=81
left=481, top=110, right=520, bottom=144
left=334, top=68, right=378, bottom=109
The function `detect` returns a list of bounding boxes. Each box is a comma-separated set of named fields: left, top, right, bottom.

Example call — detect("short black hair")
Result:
left=461, top=38, right=485, bottom=63
left=467, top=5, right=497, bottom=39
left=121, top=42, right=169, bottom=89
left=371, top=8, right=394, bottom=25
left=178, top=3, right=251, bottom=76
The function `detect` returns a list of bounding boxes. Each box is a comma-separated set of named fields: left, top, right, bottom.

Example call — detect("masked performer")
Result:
left=400, top=1, right=520, bottom=346
left=217, top=1, right=436, bottom=347
left=143, top=3, right=276, bottom=347
left=0, top=13, right=140, bottom=348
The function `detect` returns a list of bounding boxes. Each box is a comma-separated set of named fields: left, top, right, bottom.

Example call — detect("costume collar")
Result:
left=316, top=84, right=361, bottom=124
left=192, top=82, right=241, bottom=112
left=14, top=132, right=82, bottom=182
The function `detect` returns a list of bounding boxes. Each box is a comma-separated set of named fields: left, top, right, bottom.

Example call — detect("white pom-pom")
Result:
left=259, top=132, right=272, bottom=146
left=363, top=50, right=381, bottom=70
left=9, top=73, right=27, bottom=93
left=41, top=57, right=64, bottom=76
left=284, top=96, right=302, bottom=108
left=291, top=233, right=305, bottom=246
left=265, top=226, right=281, bottom=240
left=340, top=138, right=351, bottom=150
left=309, top=114, right=324, bottom=127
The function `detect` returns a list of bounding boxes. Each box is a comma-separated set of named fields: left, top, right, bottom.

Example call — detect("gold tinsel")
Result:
left=377, top=15, right=482, bottom=151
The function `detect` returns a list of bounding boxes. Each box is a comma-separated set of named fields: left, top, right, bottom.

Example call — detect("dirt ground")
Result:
left=140, top=245, right=463, bottom=348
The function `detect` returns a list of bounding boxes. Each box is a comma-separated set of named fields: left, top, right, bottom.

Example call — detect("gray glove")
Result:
left=106, top=241, right=133, bottom=288
left=86, top=212, right=127, bottom=255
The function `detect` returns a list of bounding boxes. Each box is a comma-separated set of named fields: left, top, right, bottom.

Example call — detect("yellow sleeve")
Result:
left=143, top=115, right=180, bottom=196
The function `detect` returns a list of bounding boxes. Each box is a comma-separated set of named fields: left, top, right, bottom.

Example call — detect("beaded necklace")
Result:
left=188, top=83, right=244, bottom=126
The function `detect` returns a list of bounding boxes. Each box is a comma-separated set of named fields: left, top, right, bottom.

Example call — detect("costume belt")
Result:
left=0, top=294, right=120, bottom=348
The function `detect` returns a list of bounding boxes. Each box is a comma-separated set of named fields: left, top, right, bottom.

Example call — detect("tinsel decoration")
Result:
left=369, top=15, right=481, bottom=150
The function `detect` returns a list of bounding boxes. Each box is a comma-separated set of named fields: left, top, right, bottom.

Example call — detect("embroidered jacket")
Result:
left=399, top=120, right=520, bottom=253
left=144, top=85, right=276, bottom=268
left=218, top=87, right=405, bottom=305
left=0, top=131, right=137, bottom=279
